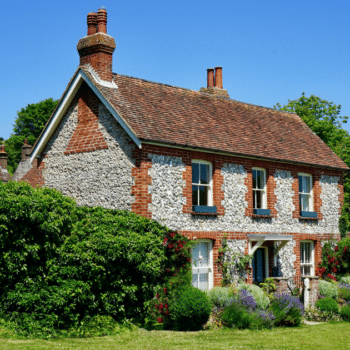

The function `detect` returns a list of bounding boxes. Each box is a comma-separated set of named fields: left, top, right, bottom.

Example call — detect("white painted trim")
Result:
left=249, top=240, right=264, bottom=255
left=30, top=70, right=141, bottom=163
left=298, top=173, right=314, bottom=211
left=252, top=167, right=267, bottom=209
left=86, top=64, right=118, bottom=89
left=300, top=240, right=315, bottom=276
left=191, top=239, right=213, bottom=290
left=191, top=160, right=213, bottom=206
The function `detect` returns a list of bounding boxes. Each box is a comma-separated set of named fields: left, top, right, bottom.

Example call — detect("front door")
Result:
left=253, top=247, right=267, bottom=284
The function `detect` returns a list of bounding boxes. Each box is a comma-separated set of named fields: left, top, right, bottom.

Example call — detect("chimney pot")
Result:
left=97, top=8, right=107, bottom=33
left=21, top=139, right=32, bottom=160
left=87, top=12, right=97, bottom=36
left=0, top=144, right=8, bottom=170
left=214, top=67, right=223, bottom=89
left=207, top=68, right=214, bottom=88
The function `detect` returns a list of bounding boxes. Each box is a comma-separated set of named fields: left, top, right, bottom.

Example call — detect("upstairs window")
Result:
left=192, top=160, right=212, bottom=206
left=252, top=168, right=267, bottom=209
left=299, top=173, right=313, bottom=212
left=300, top=241, right=314, bottom=276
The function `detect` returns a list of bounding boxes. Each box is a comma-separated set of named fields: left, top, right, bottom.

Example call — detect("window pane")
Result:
left=199, top=272, right=209, bottom=290
left=192, top=270, right=199, bottom=288
left=192, top=244, right=200, bottom=267
left=256, top=190, right=263, bottom=209
left=199, top=186, right=208, bottom=206
left=192, top=163, right=199, bottom=184
left=301, top=265, right=311, bottom=276
left=301, top=194, right=310, bottom=211
left=299, top=175, right=303, bottom=193
left=199, top=242, right=209, bottom=266
left=200, top=164, right=209, bottom=184
left=256, top=171, right=263, bottom=189
left=192, top=186, right=199, bottom=206
left=253, top=170, right=257, bottom=189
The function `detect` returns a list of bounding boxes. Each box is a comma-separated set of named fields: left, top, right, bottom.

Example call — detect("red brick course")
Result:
left=20, top=158, right=45, bottom=187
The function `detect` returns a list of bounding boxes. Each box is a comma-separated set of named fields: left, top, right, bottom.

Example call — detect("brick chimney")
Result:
left=77, top=7, right=116, bottom=82
left=200, top=67, right=230, bottom=98
left=21, top=139, right=32, bottom=160
left=0, top=144, right=8, bottom=170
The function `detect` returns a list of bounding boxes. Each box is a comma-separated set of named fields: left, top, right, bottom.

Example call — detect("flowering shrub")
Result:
left=269, top=293, right=304, bottom=327
left=203, top=305, right=224, bottom=330
left=316, top=238, right=350, bottom=280
left=236, top=289, right=257, bottom=311
left=304, top=307, right=343, bottom=322
left=168, top=286, right=211, bottom=331
left=319, top=280, right=339, bottom=299
left=338, top=283, right=350, bottom=301
left=238, top=283, right=270, bottom=310
left=205, top=287, right=231, bottom=308
left=221, top=302, right=259, bottom=330
left=341, top=276, right=350, bottom=285
left=315, top=297, right=339, bottom=314
left=255, top=310, right=276, bottom=329
left=148, top=231, right=194, bottom=327
left=340, top=305, right=350, bottom=321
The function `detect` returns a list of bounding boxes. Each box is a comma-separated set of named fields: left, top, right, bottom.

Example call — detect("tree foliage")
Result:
left=4, top=98, right=58, bottom=174
left=275, top=93, right=350, bottom=238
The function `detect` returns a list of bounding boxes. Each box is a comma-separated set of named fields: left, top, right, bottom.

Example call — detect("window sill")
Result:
left=299, top=216, right=319, bottom=221
left=252, top=214, right=273, bottom=218
left=190, top=212, right=218, bottom=216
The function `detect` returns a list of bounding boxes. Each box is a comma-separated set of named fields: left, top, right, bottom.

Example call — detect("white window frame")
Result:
left=192, top=160, right=213, bottom=206
left=252, top=167, right=267, bottom=209
left=191, top=239, right=213, bottom=290
left=298, top=173, right=313, bottom=212
left=300, top=240, right=314, bottom=277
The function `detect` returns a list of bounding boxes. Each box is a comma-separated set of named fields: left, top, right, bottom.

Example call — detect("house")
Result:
left=0, top=145, right=11, bottom=183
left=13, top=8, right=349, bottom=295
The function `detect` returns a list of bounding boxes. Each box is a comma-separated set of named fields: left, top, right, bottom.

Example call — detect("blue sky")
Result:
left=1, top=0, right=349, bottom=139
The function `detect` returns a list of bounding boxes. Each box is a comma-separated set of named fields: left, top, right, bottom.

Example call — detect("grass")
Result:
left=0, top=322, right=350, bottom=350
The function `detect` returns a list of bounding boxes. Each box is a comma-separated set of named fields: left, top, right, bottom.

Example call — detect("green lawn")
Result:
left=1, top=323, right=350, bottom=350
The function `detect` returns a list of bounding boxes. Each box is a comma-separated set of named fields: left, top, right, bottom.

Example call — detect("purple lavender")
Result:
left=273, top=293, right=304, bottom=316
left=339, top=283, right=350, bottom=290
left=237, top=289, right=257, bottom=311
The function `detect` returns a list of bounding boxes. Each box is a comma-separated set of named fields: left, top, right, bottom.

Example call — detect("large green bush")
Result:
left=341, top=305, right=350, bottom=321
left=168, top=286, right=211, bottom=331
left=238, top=283, right=270, bottom=310
left=315, top=297, right=339, bottom=314
left=0, top=181, right=190, bottom=332
left=319, top=280, right=339, bottom=299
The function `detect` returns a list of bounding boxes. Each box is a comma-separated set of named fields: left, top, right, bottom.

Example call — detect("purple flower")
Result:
left=273, top=293, right=304, bottom=316
left=237, top=289, right=257, bottom=310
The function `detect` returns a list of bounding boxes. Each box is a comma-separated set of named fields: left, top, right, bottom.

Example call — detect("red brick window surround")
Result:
left=245, top=160, right=277, bottom=218
left=183, top=152, right=225, bottom=216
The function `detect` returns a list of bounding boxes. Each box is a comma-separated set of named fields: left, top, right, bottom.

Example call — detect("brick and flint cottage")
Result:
left=14, top=8, right=349, bottom=293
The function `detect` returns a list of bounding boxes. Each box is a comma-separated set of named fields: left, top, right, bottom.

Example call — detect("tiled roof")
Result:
left=81, top=68, right=347, bottom=170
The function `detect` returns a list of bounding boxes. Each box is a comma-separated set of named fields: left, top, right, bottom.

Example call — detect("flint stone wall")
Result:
left=148, top=155, right=341, bottom=235
left=12, top=159, right=32, bottom=181
left=42, top=102, right=135, bottom=210
left=224, top=239, right=248, bottom=284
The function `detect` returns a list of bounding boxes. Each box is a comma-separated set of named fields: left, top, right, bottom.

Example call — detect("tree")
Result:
left=5, top=98, right=58, bottom=174
left=275, top=93, right=350, bottom=238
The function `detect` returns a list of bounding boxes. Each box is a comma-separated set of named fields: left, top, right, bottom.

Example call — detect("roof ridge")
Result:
left=112, top=72, right=298, bottom=116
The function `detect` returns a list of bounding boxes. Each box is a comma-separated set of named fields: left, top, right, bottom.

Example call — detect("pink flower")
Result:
left=157, top=317, right=163, bottom=323
left=169, top=233, right=175, bottom=238
left=163, top=287, right=167, bottom=294
left=335, top=246, right=339, bottom=252
left=156, top=293, right=160, bottom=299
